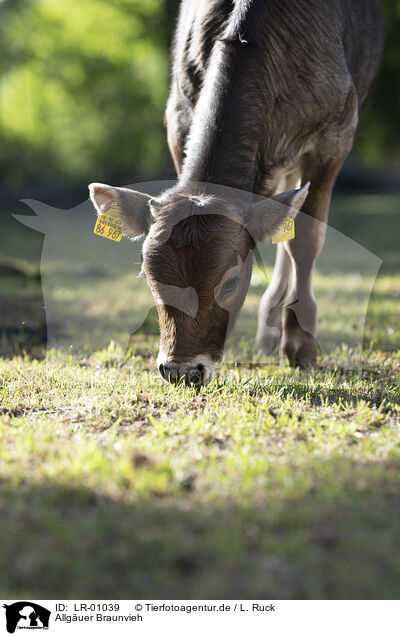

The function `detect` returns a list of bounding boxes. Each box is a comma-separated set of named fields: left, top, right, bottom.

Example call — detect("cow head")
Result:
left=89, top=182, right=309, bottom=385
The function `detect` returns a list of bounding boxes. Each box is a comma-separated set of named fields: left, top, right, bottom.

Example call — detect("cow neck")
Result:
left=178, top=42, right=272, bottom=194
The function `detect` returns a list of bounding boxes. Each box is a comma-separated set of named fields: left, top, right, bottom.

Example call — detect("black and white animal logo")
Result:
left=2, top=602, right=50, bottom=634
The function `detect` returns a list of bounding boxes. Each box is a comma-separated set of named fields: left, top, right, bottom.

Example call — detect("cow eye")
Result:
left=221, top=276, right=240, bottom=296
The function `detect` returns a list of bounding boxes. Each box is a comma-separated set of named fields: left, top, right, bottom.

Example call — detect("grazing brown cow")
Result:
left=90, top=0, right=383, bottom=386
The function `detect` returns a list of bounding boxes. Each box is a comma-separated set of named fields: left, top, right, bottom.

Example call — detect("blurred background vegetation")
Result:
left=0, top=0, right=398, bottom=195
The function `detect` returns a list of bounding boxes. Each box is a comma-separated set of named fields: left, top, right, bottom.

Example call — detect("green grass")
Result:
left=0, top=193, right=399, bottom=599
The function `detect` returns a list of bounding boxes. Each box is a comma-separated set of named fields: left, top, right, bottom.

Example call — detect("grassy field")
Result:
left=0, top=193, right=399, bottom=599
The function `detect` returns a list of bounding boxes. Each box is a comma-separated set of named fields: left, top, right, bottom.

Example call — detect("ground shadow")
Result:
left=1, top=456, right=400, bottom=600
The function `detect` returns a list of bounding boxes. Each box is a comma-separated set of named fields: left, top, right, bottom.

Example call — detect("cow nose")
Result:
left=186, top=364, right=204, bottom=386
left=158, top=363, right=204, bottom=386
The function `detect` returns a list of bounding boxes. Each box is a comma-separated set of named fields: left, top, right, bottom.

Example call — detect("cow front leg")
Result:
left=256, top=170, right=303, bottom=356
left=280, top=161, right=342, bottom=368
left=255, top=243, right=292, bottom=354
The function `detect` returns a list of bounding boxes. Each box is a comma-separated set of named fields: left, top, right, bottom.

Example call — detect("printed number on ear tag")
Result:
left=271, top=217, right=295, bottom=244
left=94, top=201, right=123, bottom=242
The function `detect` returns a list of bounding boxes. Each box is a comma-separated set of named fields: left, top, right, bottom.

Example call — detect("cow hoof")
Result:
left=281, top=331, right=318, bottom=369
left=255, top=327, right=281, bottom=355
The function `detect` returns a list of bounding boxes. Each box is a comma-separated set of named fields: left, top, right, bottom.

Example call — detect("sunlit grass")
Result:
left=0, top=194, right=399, bottom=598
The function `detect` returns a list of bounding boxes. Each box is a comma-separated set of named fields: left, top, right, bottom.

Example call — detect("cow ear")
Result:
left=246, top=182, right=310, bottom=243
left=89, top=183, right=153, bottom=238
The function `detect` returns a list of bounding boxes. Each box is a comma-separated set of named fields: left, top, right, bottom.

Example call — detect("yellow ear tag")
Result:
left=271, top=216, right=295, bottom=244
left=94, top=200, right=123, bottom=242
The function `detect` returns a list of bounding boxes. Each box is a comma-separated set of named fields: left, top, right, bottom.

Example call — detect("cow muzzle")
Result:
left=157, top=353, right=217, bottom=387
